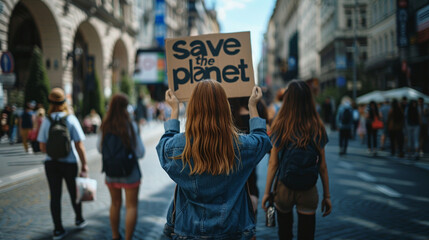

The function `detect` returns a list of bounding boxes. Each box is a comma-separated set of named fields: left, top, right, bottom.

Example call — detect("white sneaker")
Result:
left=75, top=219, right=88, bottom=229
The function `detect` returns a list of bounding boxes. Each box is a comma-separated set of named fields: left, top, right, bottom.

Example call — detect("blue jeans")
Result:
left=407, top=125, right=420, bottom=151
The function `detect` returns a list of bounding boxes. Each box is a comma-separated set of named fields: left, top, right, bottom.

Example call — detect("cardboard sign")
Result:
left=165, top=32, right=255, bottom=101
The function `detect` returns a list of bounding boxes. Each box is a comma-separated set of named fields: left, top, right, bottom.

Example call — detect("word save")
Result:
left=172, top=38, right=250, bottom=91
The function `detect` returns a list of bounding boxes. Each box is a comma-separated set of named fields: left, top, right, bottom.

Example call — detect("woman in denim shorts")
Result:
left=262, top=80, right=332, bottom=240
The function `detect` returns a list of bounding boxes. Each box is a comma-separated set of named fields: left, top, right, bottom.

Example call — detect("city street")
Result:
left=1, top=123, right=429, bottom=240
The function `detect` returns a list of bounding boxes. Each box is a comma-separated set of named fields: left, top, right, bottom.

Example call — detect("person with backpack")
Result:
left=262, top=80, right=332, bottom=240
left=97, top=93, right=145, bottom=240
left=37, top=88, right=89, bottom=240
left=157, top=80, right=272, bottom=239
left=336, top=96, right=354, bottom=155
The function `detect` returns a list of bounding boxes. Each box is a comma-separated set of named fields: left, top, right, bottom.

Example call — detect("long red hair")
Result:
left=179, top=80, right=240, bottom=175
left=270, top=80, right=326, bottom=149
left=100, top=94, right=136, bottom=149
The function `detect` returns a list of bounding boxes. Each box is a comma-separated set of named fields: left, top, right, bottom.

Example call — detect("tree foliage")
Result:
left=120, top=72, right=135, bottom=104
left=24, top=46, right=50, bottom=110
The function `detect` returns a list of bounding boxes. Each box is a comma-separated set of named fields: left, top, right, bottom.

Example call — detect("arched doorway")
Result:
left=7, top=0, right=62, bottom=106
left=71, top=21, right=103, bottom=118
left=8, top=2, right=42, bottom=90
left=111, top=39, right=129, bottom=93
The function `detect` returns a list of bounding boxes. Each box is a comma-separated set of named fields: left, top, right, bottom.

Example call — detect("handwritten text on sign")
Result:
left=165, top=32, right=255, bottom=101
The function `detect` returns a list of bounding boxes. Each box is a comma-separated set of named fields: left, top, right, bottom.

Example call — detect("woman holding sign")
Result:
left=157, top=80, right=272, bottom=239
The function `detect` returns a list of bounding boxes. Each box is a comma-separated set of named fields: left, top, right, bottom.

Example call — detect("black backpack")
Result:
left=279, top=142, right=320, bottom=191
left=102, top=133, right=137, bottom=177
left=46, top=116, right=71, bottom=160
left=341, top=108, right=353, bottom=125
left=21, top=111, right=33, bottom=129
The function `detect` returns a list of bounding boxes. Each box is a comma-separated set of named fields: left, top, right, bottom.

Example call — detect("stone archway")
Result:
left=71, top=21, right=103, bottom=117
left=7, top=0, right=62, bottom=92
left=111, top=39, right=129, bottom=93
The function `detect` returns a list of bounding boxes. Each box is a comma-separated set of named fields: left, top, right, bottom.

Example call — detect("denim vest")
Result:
left=156, top=117, right=272, bottom=239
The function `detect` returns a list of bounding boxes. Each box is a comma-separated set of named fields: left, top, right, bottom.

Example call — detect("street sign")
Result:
left=336, top=76, right=346, bottom=87
left=0, top=52, right=14, bottom=73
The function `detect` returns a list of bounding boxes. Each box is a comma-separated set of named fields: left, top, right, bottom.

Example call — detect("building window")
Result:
left=378, top=0, right=382, bottom=20
left=346, top=9, right=352, bottom=28
left=347, top=51, right=354, bottom=67
left=378, top=37, right=382, bottom=55
left=361, top=51, right=367, bottom=61
left=360, top=9, right=366, bottom=27
left=384, top=0, right=387, bottom=15
left=391, top=31, right=395, bottom=51
left=385, top=34, right=388, bottom=53
left=119, top=3, right=124, bottom=21
left=373, top=2, right=377, bottom=24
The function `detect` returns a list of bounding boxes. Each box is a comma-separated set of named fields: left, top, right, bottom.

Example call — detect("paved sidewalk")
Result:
left=0, top=121, right=172, bottom=240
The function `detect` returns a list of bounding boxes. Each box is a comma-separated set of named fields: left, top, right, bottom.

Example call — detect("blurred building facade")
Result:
left=366, top=0, right=398, bottom=90
left=132, top=0, right=219, bottom=101
left=135, top=0, right=219, bottom=49
left=319, top=0, right=368, bottom=91
left=260, top=0, right=429, bottom=96
left=1, top=0, right=138, bottom=110
left=0, top=0, right=219, bottom=108
left=188, top=0, right=220, bottom=36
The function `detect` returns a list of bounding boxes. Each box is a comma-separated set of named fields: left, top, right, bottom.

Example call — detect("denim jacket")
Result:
left=156, top=117, right=272, bottom=239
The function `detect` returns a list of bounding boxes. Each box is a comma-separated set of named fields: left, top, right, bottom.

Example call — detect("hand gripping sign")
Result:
left=165, top=32, right=255, bottom=101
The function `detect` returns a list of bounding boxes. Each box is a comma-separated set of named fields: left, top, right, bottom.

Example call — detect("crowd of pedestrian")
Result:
left=330, top=95, right=429, bottom=160
left=0, top=101, right=46, bottom=154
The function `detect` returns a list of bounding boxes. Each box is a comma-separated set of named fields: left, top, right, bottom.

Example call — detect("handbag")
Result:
left=371, top=116, right=384, bottom=130
left=266, top=168, right=279, bottom=227
left=266, top=192, right=276, bottom=227
left=28, top=129, right=37, bottom=141
left=75, top=177, right=97, bottom=203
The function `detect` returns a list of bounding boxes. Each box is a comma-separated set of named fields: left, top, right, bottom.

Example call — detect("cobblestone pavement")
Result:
left=1, top=123, right=429, bottom=240
left=0, top=122, right=174, bottom=240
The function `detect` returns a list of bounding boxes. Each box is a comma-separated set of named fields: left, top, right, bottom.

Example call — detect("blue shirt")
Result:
left=37, top=112, right=86, bottom=163
left=156, top=117, right=272, bottom=239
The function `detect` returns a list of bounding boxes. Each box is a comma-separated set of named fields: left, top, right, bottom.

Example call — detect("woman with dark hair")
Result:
left=157, top=80, right=272, bottom=239
left=37, top=88, right=89, bottom=240
left=262, top=80, right=331, bottom=240
left=366, top=101, right=381, bottom=155
left=387, top=99, right=405, bottom=157
left=97, top=94, right=145, bottom=240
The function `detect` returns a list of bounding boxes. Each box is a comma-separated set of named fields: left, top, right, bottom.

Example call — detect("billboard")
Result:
left=133, top=50, right=166, bottom=84
left=417, top=4, right=429, bottom=43
left=397, top=0, right=409, bottom=47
